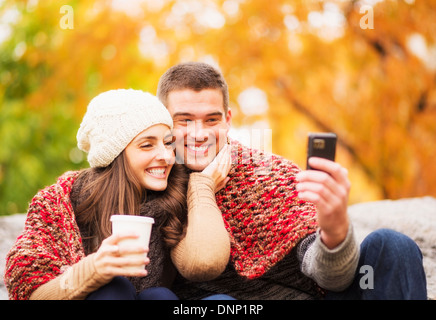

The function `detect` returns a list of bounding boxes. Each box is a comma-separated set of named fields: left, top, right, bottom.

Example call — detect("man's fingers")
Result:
left=306, top=157, right=350, bottom=189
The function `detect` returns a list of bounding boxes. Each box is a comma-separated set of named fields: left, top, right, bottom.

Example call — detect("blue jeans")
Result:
left=86, top=276, right=179, bottom=300
left=86, top=276, right=235, bottom=300
left=325, top=228, right=427, bottom=300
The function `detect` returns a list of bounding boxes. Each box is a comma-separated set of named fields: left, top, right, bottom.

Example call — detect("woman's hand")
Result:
left=92, top=233, right=149, bottom=282
left=202, top=143, right=232, bottom=192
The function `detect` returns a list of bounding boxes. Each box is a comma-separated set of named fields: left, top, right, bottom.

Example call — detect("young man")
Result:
left=157, top=61, right=427, bottom=299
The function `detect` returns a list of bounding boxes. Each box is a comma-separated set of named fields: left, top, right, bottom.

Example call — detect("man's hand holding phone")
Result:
left=296, top=133, right=351, bottom=249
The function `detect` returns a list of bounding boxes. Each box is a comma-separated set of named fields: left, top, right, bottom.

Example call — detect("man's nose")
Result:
left=188, top=121, right=208, bottom=141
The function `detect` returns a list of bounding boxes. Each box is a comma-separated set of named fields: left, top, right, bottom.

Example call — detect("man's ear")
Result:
left=225, top=108, right=232, bottom=130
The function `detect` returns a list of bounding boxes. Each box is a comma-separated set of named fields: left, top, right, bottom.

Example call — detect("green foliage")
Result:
left=0, top=99, right=86, bottom=215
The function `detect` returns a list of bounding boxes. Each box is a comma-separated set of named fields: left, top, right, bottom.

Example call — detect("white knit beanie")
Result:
left=77, top=89, right=173, bottom=168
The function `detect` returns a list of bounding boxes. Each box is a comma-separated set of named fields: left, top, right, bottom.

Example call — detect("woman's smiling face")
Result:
left=125, top=124, right=175, bottom=191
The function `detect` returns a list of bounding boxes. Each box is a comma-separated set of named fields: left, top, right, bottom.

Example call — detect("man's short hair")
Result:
left=157, top=62, right=230, bottom=113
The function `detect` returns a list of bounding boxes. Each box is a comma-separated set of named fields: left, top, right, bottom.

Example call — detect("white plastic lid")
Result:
left=110, top=215, right=155, bottom=224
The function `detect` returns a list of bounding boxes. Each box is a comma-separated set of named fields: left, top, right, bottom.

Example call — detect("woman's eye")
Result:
left=165, top=137, right=176, bottom=147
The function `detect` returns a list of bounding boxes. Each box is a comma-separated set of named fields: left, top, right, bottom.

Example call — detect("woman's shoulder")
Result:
left=36, top=170, right=82, bottom=196
left=57, top=170, right=82, bottom=185
left=28, top=170, right=82, bottom=215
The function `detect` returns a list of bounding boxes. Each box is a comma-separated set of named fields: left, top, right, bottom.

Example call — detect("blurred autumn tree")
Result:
left=0, top=0, right=435, bottom=215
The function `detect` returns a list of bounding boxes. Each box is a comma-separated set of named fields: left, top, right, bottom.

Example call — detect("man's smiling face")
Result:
left=166, top=88, right=232, bottom=171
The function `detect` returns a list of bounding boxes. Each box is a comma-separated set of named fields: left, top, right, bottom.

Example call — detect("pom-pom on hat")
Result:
left=77, top=89, right=173, bottom=168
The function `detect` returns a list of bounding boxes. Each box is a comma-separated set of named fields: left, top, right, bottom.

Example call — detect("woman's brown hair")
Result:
left=74, top=151, right=188, bottom=254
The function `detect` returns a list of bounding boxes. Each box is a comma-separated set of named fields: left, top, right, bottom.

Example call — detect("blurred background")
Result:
left=0, top=0, right=435, bottom=216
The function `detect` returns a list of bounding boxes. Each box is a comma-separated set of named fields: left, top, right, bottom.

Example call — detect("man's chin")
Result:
left=184, top=161, right=209, bottom=172
left=175, top=150, right=215, bottom=171
left=181, top=156, right=212, bottom=172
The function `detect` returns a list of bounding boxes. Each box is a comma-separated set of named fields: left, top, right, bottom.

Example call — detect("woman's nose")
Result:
left=156, top=143, right=174, bottom=163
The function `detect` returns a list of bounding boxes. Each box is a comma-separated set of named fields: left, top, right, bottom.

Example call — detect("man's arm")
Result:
left=296, top=157, right=351, bottom=249
left=297, top=224, right=359, bottom=291
left=296, top=157, right=359, bottom=291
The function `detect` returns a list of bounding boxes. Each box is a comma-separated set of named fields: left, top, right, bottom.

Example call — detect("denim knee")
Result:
left=86, top=276, right=136, bottom=300
left=361, top=228, right=423, bottom=262
left=359, top=228, right=427, bottom=299
left=202, top=294, right=236, bottom=300
left=137, top=287, right=179, bottom=300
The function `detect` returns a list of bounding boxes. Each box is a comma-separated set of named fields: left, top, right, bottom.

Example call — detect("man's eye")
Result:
left=175, top=119, right=193, bottom=126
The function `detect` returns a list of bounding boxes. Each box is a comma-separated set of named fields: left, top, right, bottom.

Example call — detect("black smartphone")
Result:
left=306, top=132, right=337, bottom=170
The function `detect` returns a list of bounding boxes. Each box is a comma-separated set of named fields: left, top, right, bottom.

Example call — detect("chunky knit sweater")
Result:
left=172, top=139, right=359, bottom=300
left=4, top=171, right=230, bottom=300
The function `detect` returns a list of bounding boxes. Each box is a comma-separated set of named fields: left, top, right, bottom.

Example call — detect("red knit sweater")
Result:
left=4, top=171, right=84, bottom=300
left=216, top=139, right=318, bottom=279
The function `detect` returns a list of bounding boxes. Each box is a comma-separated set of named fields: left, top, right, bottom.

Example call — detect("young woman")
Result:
left=4, top=89, right=231, bottom=300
